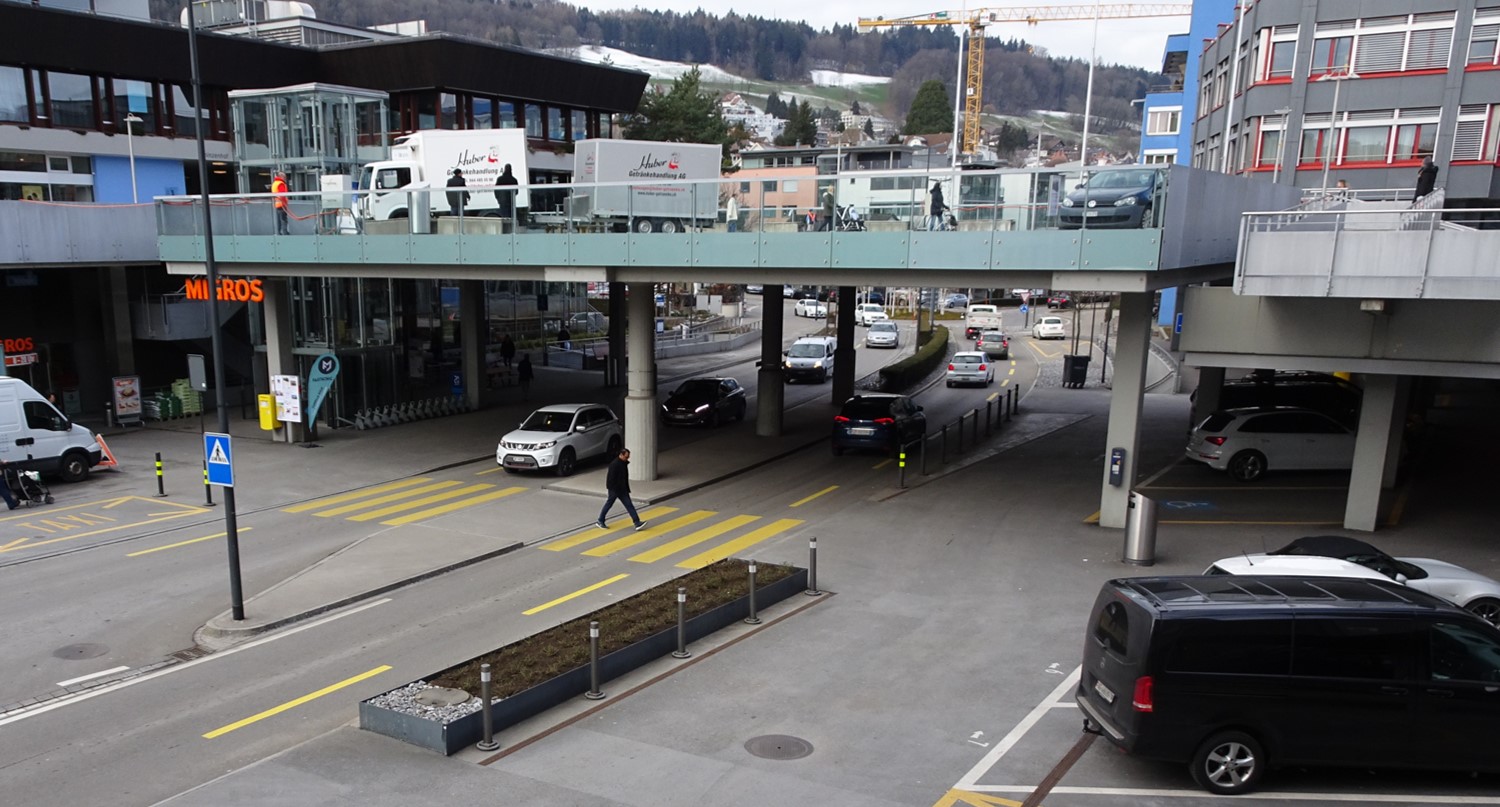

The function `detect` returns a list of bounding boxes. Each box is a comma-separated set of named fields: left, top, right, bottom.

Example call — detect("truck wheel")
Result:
left=634, top=218, right=656, bottom=234
left=391, top=210, right=408, bottom=220
left=59, top=450, right=90, bottom=483
left=659, top=219, right=681, bottom=235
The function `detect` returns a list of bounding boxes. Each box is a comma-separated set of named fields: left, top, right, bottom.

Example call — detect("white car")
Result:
left=945, top=351, right=994, bottom=387
left=794, top=299, right=827, bottom=318
left=1208, top=535, right=1500, bottom=625
left=497, top=403, right=623, bottom=477
left=1032, top=316, right=1065, bottom=340
left=1186, top=406, right=1354, bottom=482
left=854, top=303, right=886, bottom=326
left=864, top=320, right=900, bottom=348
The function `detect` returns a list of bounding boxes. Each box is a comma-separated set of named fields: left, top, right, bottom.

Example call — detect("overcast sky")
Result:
left=567, top=1, right=1187, bottom=71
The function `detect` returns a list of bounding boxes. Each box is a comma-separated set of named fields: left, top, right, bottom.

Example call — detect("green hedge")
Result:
left=878, top=324, right=950, bottom=391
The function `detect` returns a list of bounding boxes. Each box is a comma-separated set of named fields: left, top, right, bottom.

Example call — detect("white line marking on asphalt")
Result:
left=56, top=665, right=131, bottom=688
left=0, top=598, right=393, bottom=728
left=954, top=665, right=1081, bottom=789
left=969, top=785, right=1500, bottom=803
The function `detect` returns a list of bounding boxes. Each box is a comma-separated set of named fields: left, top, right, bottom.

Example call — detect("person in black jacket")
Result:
left=446, top=168, right=470, bottom=216
left=1414, top=157, right=1439, bottom=200
left=495, top=163, right=519, bottom=221
left=597, top=448, right=644, bottom=531
left=0, top=459, right=17, bottom=510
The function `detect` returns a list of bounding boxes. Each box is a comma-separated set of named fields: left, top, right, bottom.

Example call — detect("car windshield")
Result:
left=840, top=398, right=896, bottom=419
left=1087, top=170, right=1154, bottom=190
left=788, top=343, right=825, bottom=358
left=519, top=410, right=575, bottom=431
left=675, top=380, right=719, bottom=396
left=953, top=355, right=982, bottom=365
left=871, top=322, right=898, bottom=332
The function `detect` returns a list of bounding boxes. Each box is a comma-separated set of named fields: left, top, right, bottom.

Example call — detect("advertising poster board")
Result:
left=112, top=376, right=142, bottom=424
left=271, top=374, right=302, bottom=423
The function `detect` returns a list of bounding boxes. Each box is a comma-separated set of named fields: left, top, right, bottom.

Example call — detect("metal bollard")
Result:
left=985, top=401, right=993, bottom=437
left=805, top=537, right=822, bottom=596
left=898, top=446, right=907, bottom=489
left=745, top=560, right=762, bottom=625
left=155, top=452, right=166, bottom=497
left=202, top=461, right=215, bottom=507
left=584, top=620, right=605, bottom=700
left=476, top=663, right=499, bottom=751
left=671, top=587, right=691, bottom=659
left=1006, top=388, right=1015, bottom=421
left=956, top=413, right=964, bottom=452
left=940, top=424, right=948, bottom=465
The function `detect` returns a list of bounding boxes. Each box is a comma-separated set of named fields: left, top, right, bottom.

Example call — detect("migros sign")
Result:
left=186, top=277, right=264, bottom=303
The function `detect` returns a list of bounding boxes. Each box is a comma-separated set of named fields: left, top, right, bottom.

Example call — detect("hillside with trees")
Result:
left=154, top=0, right=1159, bottom=128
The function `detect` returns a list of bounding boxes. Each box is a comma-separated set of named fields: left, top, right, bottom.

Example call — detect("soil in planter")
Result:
left=432, top=559, right=793, bottom=697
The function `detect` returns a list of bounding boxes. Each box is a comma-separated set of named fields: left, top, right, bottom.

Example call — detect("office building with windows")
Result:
left=1137, top=0, right=1237, bottom=166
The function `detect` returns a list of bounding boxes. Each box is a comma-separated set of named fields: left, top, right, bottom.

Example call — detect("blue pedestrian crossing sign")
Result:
left=204, top=432, right=234, bottom=487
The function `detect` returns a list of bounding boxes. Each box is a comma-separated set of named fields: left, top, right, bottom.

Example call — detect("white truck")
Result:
left=357, top=129, right=530, bottom=221
left=0, top=376, right=101, bottom=482
left=964, top=304, right=1004, bottom=339
left=569, top=139, right=721, bottom=233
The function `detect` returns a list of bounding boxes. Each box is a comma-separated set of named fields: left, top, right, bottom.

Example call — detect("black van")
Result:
left=1198, top=371, right=1362, bottom=427
left=1076, top=575, right=1500, bottom=795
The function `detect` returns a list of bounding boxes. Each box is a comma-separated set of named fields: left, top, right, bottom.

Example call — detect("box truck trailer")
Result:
left=358, top=129, right=530, bottom=221
left=570, top=139, right=721, bottom=233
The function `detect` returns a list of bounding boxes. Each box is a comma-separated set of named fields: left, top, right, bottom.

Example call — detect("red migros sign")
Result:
left=186, top=277, right=264, bottom=303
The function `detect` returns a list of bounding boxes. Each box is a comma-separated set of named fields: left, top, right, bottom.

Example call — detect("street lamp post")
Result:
left=1318, top=66, right=1358, bottom=195
left=1271, top=106, right=1292, bottom=185
left=123, top=113, right=143, bottom=204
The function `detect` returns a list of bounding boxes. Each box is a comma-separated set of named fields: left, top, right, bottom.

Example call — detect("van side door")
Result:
left=1419, top=619, right=1500, bottom=771
left=22, top=399, right=72, bottom=469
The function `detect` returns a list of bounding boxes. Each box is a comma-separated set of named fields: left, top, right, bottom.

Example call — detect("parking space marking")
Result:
left=56, top=665, right=131, bottom=688
left=789, top=486, right=838, bottom=508
left=932, top=789, right=1022, bottom=807
left=523, top=574, right=629, bottom=616
left=873, top=459, right=893, bottom=469
left=127, top=528, right=253, bottom=557
left=955, top=666, right=1080, bottom=789
left=0, top=496, right=209, bottom=553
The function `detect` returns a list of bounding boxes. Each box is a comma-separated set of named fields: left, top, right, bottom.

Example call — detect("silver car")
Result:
left=864, top=320, right=900, bottom=348
left=945, top=351, right=994, bottom=387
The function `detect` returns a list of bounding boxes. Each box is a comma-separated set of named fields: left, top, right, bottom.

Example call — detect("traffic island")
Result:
left=360, top=559, right=808, bottom=755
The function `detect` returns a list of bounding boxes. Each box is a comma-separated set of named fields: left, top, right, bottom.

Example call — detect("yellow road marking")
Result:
left=474, top=466, right=506, bottom=475
left=873, top=459, right=893, bottom=469
left=0, top=509, right=205, bottom=553
left=128, top=528, right=253, bottom=557
left=312, top=481, right=462, bottom=518
left=628, top=515, right=761, bottom=564
left=676, top=518, right=804, bottom=569
left=522, top=574, right=630, bottom=616
left=543, top=506, right=680, bottom=551
left=1008, top=368, right=1015, bottom=375
left=380, top=487, right=526, bottom=526
left=1083, top=511, right=1100, bottom=523
left=1001, top=378, right=1010, bottom=386
left=986, top=392, right=1000, bottom=402
left=1, top=496, right=199, bottom=524
left=283, top=478, right=432, bottom=513
left=101, top=498, right=131, bottom=510
left=583, top=511, right=716, bottom=557
left=347, top=483, right=493, bottom=522
left=789, top=486, right=838, bottom=508
left=0, top=538, right=27, bottom=551
left=202, top=665, right=392, bottom=739
left=932, top=788, right=1023, bottom=807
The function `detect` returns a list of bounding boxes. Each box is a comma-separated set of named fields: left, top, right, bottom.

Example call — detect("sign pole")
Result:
left=188, top=0, right=244, bottom=621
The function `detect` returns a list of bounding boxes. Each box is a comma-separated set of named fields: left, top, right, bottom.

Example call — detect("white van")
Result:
left=0, top=377, right=101, bottom=482
left=783, top=336, right=837, bottom=383
left=854, top=303, right=886, bottom=326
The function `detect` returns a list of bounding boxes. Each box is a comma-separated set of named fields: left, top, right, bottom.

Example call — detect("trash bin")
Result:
left=1123, top=490, right=1158, bottom=566
left=1063, top=354, right=1091, bottom=388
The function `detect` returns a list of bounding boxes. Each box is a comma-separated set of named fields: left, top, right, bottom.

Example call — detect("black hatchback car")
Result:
left=660, top=377, right=746, bottom=426
left=831, top=393, right=925, bottom=456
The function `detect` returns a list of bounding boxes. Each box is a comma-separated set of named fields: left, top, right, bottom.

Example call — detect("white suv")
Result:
left=497, top=403, right=623, bottom=476
left=854, top=303, right=886, bottom=326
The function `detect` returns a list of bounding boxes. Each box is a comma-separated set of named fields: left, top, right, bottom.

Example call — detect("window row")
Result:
left=391, top=91, right=612, bottom=142
left=0, top=64, right=231, bottom=139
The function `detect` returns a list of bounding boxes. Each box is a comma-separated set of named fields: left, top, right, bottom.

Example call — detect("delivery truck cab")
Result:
left=358, top=129, right=530, bottom=221
left=0, top=377, right=101, bottom=482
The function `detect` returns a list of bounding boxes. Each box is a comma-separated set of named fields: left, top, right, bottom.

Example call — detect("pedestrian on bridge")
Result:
left=597, top=448, right=644, bottom=531
left=500, top=333, right=516, bottom=368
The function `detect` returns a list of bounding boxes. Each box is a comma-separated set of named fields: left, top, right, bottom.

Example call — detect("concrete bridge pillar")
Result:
left=1344, top=374, right=1408, bottom=531
left=261, top=278, right=302, bottom=443
left=757, top=285, right=785, bottom=437
left=625, top=280, right=659, bottom=481
left=1098, top=291, right=1153, bottom=529
left=831, top=285, right=856, bottom=405
left=606, top=282, right=625, bottom=387
left=458, top=280, right=484, bottom=411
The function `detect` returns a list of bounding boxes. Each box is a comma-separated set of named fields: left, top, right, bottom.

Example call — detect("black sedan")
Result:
left=661, top=377, right=747, bottom=426
left=831, top=393, right=926, bottom=456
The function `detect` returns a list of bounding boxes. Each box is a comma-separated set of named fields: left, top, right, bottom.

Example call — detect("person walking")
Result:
left=928, top=181, right=945, bottom=231
left=0, top=459, right=18, bottom=510
left=495, top=163, right=519, bottom=225
left=517, top=353, right=533, bottom=400
left=499, top=333, right=516, bottom=368
left=725, top=194, right=740, bottom=232
left=446, top=168, right=470, bottom=216
left=1414, top=157, right=1439, bottom=200
left=597, top=448, right=644, bottom=531
left=819, top=189, right=835, bottom=232
left=556, top=325, right=572, bottom=352
left=271, top=171, right=290, bottom=235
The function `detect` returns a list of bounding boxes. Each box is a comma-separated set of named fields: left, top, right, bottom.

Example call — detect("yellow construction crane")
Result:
left=858, top=5, right=1192, bottom=155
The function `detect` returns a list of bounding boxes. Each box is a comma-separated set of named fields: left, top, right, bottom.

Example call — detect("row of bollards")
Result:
left=909, top=387, right=1021, bottom=480
left=151, top=452, right=217, bottom=507
left=472, top=539, right=826, bottom=753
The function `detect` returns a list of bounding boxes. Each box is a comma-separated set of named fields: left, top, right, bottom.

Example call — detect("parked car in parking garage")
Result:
left=1047, top=292, right=1072, bottom=309
left=831, top=393, right=926, bottom=456
left=497, top=403, right=622, bottom=477
left=864, top=320, right=900, bottom=348
left=976, top=330, right=1009, bottom=359
left=946, top=352, right=994, bottom=387
left=794, top=298, right=827, bottom=318
left=660, top=377, right=747, bottom=427
left=1208, top=534, right=1500, bottom=625
left=1202, top=370, right=1363, bottom=428
left=1031, top=316, right=1065, bottom=340
left=1185, top=407, right=1355, bottom=482
left=945, top=292, right=970, bottom=309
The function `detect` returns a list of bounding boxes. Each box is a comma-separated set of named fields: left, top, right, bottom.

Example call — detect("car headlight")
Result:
left=813, top=360, right=823, bottom=369
left=1061, top=197, right=1074, bottom=208
left=661, top=405, right=669, bottom=414
left=539, top=440, right=557, bottom=449
left=784, top=360, right=793, bottom=369
left=694, top=404, right=710, bottom=413
left=1115, top=196, right=1139, bottom=207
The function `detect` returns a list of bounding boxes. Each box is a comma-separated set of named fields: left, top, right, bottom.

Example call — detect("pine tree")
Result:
left=621, top=67, right=730, bottom=165
left=850, top=99, right=862, bottom=116
left=863, top=117, right=875, bottom=139
left=903, top=79, right=953, bottom=136
left=765, top=91, right=783, bottom=118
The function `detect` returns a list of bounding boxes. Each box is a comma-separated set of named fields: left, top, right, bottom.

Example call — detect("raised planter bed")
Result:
left=361, top=560, right=808, bottom=755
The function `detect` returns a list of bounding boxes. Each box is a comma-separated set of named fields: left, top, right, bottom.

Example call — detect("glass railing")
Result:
left=156, top=165, right=1172, bottom=239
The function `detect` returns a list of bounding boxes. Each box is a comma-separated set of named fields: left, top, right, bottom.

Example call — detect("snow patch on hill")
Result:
left=570, top=45, right=741, bottom=83
left=809, top=69, right=890, bottom=88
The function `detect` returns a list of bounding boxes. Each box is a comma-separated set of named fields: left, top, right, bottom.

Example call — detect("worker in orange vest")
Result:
left=272, top=171, right=289, bottom=235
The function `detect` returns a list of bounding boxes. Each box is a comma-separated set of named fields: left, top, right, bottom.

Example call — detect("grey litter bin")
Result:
left=1063, top=354, right=1091, bottom=388
left=1123, top=490, right=1158, bottom=566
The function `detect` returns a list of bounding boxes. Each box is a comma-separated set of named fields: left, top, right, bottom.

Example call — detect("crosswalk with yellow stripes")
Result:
left=544, top=506, right=805, bottom=569
left=283, top=477, right=525, bottom=526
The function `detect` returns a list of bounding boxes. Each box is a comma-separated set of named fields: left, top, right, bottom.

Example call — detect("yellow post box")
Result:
left=258, top=393, right=276, bottom=431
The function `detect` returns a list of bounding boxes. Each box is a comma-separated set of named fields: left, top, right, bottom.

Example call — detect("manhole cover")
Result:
left=744, top=734, right=813, bottom=760
left=53, top=643, right=109, bottom=660
left=413, top=687, right=471, bottom=707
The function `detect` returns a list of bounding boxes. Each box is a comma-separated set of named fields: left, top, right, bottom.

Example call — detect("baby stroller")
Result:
left=835, top=205, right=866, bottom=232
left=4, top=465, right=53, bottom=507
